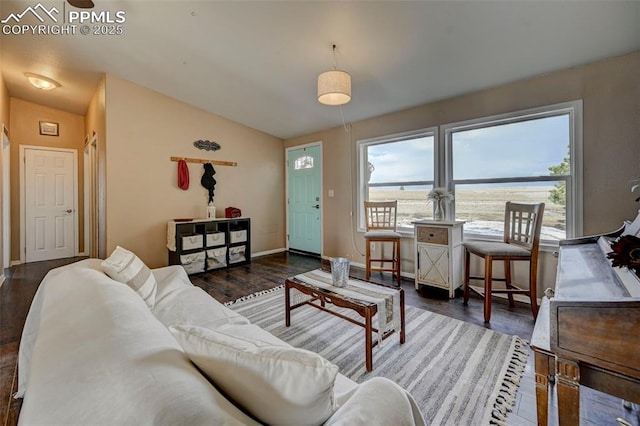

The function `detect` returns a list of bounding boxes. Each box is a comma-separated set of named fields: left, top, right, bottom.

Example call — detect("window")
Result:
left=358, top=129, right=436, bottom=231
left=356, top=101, right=582, bottom=242
left=444, top=101, right=582, bottom=241
left=294, top=155, right=314, bottom=170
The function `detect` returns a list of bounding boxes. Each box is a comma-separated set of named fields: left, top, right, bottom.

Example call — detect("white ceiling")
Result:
left=1, top=1, right=639, bottom=139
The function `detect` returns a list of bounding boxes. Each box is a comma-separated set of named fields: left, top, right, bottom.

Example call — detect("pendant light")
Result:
left=317, top=45, right=351, bottom=106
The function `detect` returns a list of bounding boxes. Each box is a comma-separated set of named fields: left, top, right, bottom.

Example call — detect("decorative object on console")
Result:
left=225, top=207, right=242, bottom=218
left=427, top=187, right=454, bottom=221
left=177, top=159, right=189, bottom=190
left=193, top=140, right=221, bottom=151
left=206, top=202, right=216, bottom=219
left=607, top=235, right=640, bottom=275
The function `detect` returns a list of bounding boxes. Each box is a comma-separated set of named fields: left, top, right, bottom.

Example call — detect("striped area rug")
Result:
left=226, top=286, right=528, bottom=426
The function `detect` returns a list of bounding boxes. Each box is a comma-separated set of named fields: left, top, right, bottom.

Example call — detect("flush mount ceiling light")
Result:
left=25, top=73, right=61, bottom=91
left=317, top=44, right=351, bottom=106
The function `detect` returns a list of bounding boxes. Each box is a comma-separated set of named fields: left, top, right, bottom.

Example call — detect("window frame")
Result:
left=357, top=127, right=438, bottom=233
left=441, top=100, right=583, bottom=242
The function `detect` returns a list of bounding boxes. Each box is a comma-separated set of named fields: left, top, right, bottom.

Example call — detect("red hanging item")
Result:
left=177, top=159, right=189, bottom=190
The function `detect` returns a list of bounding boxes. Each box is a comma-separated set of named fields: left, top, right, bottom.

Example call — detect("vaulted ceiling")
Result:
left=1, top=1, right=639, bottom=139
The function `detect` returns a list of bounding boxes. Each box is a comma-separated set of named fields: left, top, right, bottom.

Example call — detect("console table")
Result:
left=167, top=217, right=251, bottom=274
left=412, top=220, right=465, bottom=298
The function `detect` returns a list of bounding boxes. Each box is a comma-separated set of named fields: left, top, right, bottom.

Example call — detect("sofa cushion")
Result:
left=170, top=325, right=339, bottom=426
left=102, top=246, right=157, bottom=308
left=151, top=266, right=249, bottom=330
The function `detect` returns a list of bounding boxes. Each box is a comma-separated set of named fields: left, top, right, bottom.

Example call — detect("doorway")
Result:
left=20, top=146, right=78, bottom=263
left=2, top=125, right=9, bottom=269
left=83, top=135, right=98, bottom=257
left=286, top=143, right=322, bottom=256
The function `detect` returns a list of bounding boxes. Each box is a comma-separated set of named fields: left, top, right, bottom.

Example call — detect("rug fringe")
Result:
left=223, top=285, right=284, bottom=306
left=487, top=336, right=529, bottom=425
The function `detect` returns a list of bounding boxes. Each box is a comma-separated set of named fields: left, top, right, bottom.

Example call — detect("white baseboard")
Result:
left=0, top=274, right=4, bottom=288
left=78, top=251, right=87, bottom=256
left=10, top=260, right=21, bottom=267
left=252, top=248, right=286, bottom=258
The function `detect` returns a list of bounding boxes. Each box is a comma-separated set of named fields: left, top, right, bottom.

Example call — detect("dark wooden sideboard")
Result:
left=167, top=218, right=251, bottom=274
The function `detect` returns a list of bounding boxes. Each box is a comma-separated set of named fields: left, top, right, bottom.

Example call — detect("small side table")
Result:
left=412, top=220, right=465, bottom=298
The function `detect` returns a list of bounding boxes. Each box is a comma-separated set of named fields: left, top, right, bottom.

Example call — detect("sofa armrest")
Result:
left=324, top=377, right=426, bottom=426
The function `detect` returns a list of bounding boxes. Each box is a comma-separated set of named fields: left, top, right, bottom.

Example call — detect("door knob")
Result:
left=65, top=209, right=73, bottom=213
left=312, top=204, right=320, bottom=209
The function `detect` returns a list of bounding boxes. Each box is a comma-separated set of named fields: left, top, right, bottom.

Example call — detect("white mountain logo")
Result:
left=1, top=3, right=59, bottom=24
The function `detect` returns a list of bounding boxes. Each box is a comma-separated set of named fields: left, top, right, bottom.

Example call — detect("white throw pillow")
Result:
left=101, top=246, right=157, bottom=308
left=170, top=325, right=339, bottom=426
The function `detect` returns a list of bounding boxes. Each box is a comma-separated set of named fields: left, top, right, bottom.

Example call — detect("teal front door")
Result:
left=287, top=145, right=322, bottom=255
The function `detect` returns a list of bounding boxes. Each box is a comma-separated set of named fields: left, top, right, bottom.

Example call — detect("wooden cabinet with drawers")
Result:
left=167, top=217, right=251, bottom=274
left=412, top=220, right=464, bottom=298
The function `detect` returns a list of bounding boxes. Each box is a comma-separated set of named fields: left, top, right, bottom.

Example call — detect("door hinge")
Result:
left=287, top=234, right=289, bottom=241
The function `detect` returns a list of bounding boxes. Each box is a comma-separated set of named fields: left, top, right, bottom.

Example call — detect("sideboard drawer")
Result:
left=206, top=232, right=226, bottom=247
left=230, top=230, right=247, bottom=244
left=416, top=226, right=448, bottom=245
left=182, top=234, right=203, bottom=250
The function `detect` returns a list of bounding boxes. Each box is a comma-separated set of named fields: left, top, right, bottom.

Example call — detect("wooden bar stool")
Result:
left=364, top=201, right=402, bottom=285
left=463, top=202, right=545, bottom=322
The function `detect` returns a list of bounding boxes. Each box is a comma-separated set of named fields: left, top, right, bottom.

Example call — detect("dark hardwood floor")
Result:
left=1, top=252, right=638, bottom=426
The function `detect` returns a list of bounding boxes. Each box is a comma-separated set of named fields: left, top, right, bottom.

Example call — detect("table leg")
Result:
left=285, top=281, right=291, bottom=327
left=556, top=358, right=580, bottom=426
left=365, top=307, right=373, bottom=372
left=400, top=290, right=406, bottom=344
left=534, top=350, right=551, bottom=426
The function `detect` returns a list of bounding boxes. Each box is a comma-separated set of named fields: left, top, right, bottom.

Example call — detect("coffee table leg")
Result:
left=285, top=281, right=291, bottom=327
left=365, top=308, right=373, bottom=372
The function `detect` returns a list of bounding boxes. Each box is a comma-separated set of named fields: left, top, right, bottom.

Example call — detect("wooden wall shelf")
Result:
left=170, top=156, right=237, bottom=167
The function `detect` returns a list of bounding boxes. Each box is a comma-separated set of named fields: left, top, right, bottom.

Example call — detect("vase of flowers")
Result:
left=427, top=187, right=454, bottom=221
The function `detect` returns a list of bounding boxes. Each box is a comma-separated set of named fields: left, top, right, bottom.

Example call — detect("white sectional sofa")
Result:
left=16, top=258, right=425, bottom=425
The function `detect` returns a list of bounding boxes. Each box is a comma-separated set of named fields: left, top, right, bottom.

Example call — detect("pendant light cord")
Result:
left=332, top=44, right=337, bottom=70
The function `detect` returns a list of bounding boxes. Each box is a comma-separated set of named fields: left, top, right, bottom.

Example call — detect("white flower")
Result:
left=427, top=187, right=454, bottom=202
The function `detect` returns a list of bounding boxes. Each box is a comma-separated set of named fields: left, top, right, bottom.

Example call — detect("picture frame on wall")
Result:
left=39, top=121, right=59, bottom=136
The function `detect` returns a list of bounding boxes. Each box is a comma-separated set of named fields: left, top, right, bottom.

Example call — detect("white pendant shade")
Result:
left=317, top=70, right=351, bottom=106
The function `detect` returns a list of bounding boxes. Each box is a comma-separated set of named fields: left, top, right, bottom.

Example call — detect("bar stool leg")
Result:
left=395, top=239, right=401, bottom=285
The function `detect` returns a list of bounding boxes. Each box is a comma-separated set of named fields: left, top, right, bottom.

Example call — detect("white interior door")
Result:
left=24, top=148, right=76, bottom=262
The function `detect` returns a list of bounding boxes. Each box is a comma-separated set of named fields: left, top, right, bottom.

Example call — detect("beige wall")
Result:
left=0, top=72, right=9, bottom=272
left=285, top=52, right=640, bottom=294
left=104, top=74, right=285, bottom=268
left=9, top=98, right=85, bottom=261
left=85, top=76, right=107, bottom=258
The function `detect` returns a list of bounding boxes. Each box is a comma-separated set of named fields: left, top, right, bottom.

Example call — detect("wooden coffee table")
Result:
left=285, top=270, right=405, bottom=372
